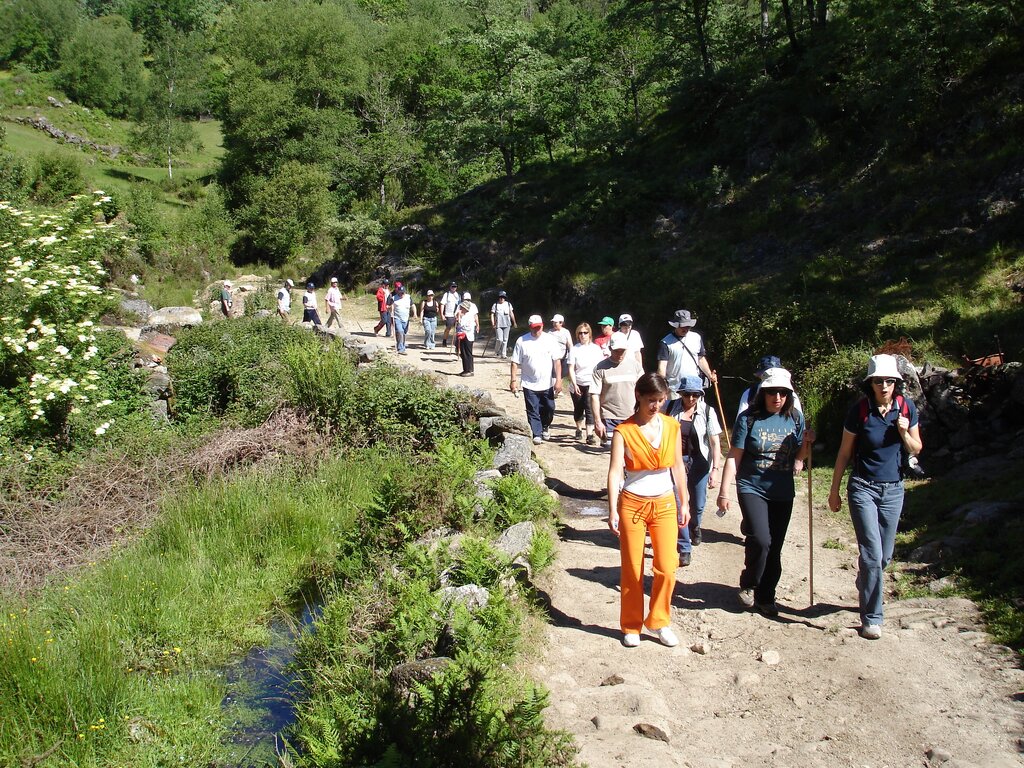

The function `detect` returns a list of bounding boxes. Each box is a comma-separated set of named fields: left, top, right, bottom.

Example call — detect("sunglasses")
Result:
left=872, top=378, right=898, bottom=386
left=681, top=392, right=701, bottom=398
left=763, top=388, right=789, bottom=397
left=578, top=331, right=590, bottom=336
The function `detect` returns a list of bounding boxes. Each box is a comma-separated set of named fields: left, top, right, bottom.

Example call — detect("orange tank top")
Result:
left=617, top=414, right=679, bottom=472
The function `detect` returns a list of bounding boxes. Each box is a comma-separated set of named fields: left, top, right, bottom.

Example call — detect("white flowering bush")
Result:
left=0, top=191, right=142, bottom=461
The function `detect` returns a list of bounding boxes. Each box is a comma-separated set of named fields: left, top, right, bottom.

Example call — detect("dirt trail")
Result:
left=342, top=299, right=1024, bottom=768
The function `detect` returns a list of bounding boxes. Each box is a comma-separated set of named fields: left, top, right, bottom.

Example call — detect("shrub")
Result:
left=166, top=318, right=321, bottom=425
left=30, top=151, right=85, bottom=207
left=0, top=192, right=138, bottom=459
left=800, top=345, right=872, bottom=445
left=0, top=149, right=32, bottom=204
left=488, top=473, right=557, bottom=528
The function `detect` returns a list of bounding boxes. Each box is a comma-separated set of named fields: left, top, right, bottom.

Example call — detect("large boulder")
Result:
left=143, top=307, right=203, bottom=334
left=120, top=297, right=154, bottom=322
left=495, top=521, right=535, bottom=560
left=493, top=434, right=533, bottom=472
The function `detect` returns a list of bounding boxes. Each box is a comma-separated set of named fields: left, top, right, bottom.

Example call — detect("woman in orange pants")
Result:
left=608, top=373, right=689, bottom=647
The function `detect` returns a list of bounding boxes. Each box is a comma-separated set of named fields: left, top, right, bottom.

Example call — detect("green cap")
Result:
left=599, top=316, right=615, bottom=326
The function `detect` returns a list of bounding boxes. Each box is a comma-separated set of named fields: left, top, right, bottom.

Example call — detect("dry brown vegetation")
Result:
left=0, top=410, right=330, bottom=594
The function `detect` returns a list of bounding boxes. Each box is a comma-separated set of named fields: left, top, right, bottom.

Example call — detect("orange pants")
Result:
left=618, top=489, right=679, bottom=634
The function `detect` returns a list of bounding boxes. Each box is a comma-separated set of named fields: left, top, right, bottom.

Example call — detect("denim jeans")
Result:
left=423, top=317, right=437, bottom=348
left=677, top=457, right=710, bottom=554
left=847, top=475, right=904, bottom=626
left=394, top=317, right=410, bottom=352
left=523, top=387, right=555, bottom=438
left=375, top=310, right=392, bottom=336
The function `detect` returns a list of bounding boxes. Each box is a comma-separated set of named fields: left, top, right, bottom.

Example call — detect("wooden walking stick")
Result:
left=807, top=446, right=815, bottom=607
left=712, top=376, right=731, bottom=451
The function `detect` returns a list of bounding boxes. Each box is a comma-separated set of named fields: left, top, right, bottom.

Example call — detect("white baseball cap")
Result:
left=528, top=314, right=543, bottom=327
left=608, top=331, right=629, bottom=350
left=618, top=313, right=633, bottom=324
left=426, top=289, right=434, bottom=295
left=285, top=279, right=294, bottom=287
left=551, top=313, right=564, bottom=323
left=330, top=276, right=338, bottom=283
left=463, top=291, right=471, bottom=300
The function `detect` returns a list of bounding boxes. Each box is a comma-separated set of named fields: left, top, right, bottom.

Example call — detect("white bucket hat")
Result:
left=758, top=367, right=793, bottom=392
left=864, top=354, right=903, bottom=381
left=551, top=313, right=565, bottom=323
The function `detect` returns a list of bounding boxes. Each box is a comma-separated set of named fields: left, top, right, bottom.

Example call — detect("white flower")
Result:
left=54, top=345, right=70, bottom=356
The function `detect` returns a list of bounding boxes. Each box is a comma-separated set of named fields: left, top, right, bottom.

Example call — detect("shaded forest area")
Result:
left=3, top=0, right=1024, bottom=425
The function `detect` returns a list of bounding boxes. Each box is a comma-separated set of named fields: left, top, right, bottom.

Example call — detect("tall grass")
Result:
left=0, top=454, right=394, bottom=765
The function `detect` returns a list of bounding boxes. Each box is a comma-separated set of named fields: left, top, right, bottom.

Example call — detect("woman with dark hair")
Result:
left=607, top=373, right=689, bottom=647
left=828, top=354, right=922, bottom=640
left=717, top=368, right=814, bottom=616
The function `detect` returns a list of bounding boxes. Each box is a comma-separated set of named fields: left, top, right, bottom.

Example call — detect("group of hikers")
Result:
left=246, top=276, right=924, bottom=650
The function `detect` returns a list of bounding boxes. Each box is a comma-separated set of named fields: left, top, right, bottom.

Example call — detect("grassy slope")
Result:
left=1, top=70, right=224, bottom=217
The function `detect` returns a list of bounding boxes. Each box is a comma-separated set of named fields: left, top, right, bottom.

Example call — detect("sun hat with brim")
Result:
left=864, top=354, right=903, bottom=381
left=677, top=375, right=704, bottom=394
left=608, top=331, right=629, bottom=350
left=426, top=289, right=434, bottom=295
left=668, top=309, right=697, bottom=328
left=755, top=355, right=782, bottom=375
left=618, top=313, right=633, bottom=324
left=330, top=277, right=338, bottom=283
left=223, top=280, right=232, bottom=287
left=463, top=291, right=472, bottom=300
left=599, top=316, right=615, bottom=327
left=285, top=279, right=294, bottom=287
left=551, top=313, right=564, bottom=323
left=528, top=314, right=543, bottom=327
left=759, top=368, right=793, bottom=392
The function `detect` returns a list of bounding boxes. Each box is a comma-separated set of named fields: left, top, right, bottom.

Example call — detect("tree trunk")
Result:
left=781, top=0, right=799, bottom=49
left=690, top=0, right=714, bottom=77
left=805, top=0, right=815, bottom=24
left=760, top=0, right=770, bottom=70
left=815, top=0, right=827, bottom=25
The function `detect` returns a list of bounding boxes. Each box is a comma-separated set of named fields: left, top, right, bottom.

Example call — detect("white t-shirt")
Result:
left=658, top=330, right=705, bottom=390
left=441, top=290, right=461, bottom=316
left=277, top=288, right=290, bottom=312
left=547, top=327, right=572, bottom=361
left=326, top=286, right=343, bottom=311
left=457, top=302, right=478, bottom=340
left=491, top=301, right=514, bottom=328
left=511, top=332, right=560, bottom=391
left=623, top=328, right=645, bottom=357
left=391, top=293, right=413, bottom=322
left=568, top=342, right=605, bottom=387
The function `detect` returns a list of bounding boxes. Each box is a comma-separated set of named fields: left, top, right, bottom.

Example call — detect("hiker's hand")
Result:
left=897, top=415, right=910, bottom=433
left=804, top=428, right=816, bottom=444
left=608, top=510, right=620, bottom=537
left=570, top=382, right=580, bottom=396
left=828, top=489, right=842, bottom=513
left=709, top=369, right=718, bottom=384
left=793, top=459, right=804, bottom=473
left=716, top=494, right=730, bottom=515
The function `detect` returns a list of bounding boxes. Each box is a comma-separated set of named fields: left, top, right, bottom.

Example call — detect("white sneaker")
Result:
left=622, top=633, right=640, bottom=648
left=860, top=624, right=882, bottom=640
left=532, top=436, right=543, bottom=445
left=653, top=626, right=678, bottom=647
left=541, top=430, right=551, bottom=440
left=738, top=588, right=755, bottom=608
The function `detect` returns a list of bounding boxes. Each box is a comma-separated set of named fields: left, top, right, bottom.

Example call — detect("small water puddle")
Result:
left=560, top=496, right=607, bottom=518
left=222, top=596, right=321, bottom=765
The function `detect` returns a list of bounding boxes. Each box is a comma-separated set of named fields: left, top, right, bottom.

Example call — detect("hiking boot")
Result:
left=575, top=428, right=583, bottom=440
left=586, top=434, right=597, bottom=446
left=622, top=633, right=640, bottom=648
left=738, top=588, right=755, bottom=608
left=860, top=624, right=882, bottom=640
left=533, top=436, right=543, bottom=445
left=691, top=527, right=702, bottom=546
left=755, top=601, right=779, bottom=617
left=653, top=626, right=678, bottom=647
left=679, top=552, right=692, bottom=567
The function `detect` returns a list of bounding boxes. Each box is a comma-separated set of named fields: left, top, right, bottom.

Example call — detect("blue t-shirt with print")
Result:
left=732, top=410, right=805, bottom=500
left=843, top=396, right=919, bottom=483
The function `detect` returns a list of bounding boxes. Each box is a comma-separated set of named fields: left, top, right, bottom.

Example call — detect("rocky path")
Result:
left=341, top=299, right=1023, bottom=768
